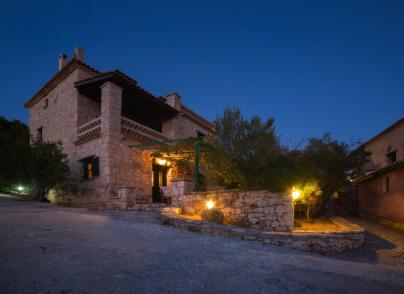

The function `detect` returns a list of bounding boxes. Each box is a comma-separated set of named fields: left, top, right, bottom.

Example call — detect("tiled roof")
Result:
left=355, top=159, right=404, bottom=184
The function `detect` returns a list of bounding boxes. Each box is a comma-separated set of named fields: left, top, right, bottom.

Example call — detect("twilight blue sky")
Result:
left=0, top=0, right=403, bottom=145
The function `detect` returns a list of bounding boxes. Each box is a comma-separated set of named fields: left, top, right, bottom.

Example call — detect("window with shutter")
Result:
left=79, top=156, right=100, bottom=180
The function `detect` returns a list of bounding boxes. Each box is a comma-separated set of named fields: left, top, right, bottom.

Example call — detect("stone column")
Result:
left=100, top=82, right=122, bottom=204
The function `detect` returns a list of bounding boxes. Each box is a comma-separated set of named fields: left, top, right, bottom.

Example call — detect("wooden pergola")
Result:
left=130, top=136, right=204, bottom=191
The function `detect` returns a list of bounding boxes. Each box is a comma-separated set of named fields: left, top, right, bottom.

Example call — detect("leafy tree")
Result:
left=0, top=116, right=31, bottom=190
left=203, top=107, right=281, bottom=189
left=293, top=133, right=369, bottom=219
left=0, top=116, right=76, bottom=201
left=28, top=140, right=76, bottom=202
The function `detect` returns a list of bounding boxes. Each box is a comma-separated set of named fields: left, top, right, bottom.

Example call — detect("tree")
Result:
left=293, top=133, right=369, bottom=219
left=28, top=140, right=75, bottom=202
left=0, top=116, right=31, bottom=190
left=0, top=116, right=76, bottom=201
left=203, top=107, right=282, bottom=189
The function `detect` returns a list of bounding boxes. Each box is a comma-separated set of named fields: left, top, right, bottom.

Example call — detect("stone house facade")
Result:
left=357, top=117, right=404, bottom=222
left=25, top=48, right=214, bottom=208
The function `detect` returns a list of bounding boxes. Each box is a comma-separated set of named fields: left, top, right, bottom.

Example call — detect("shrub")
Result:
left=201, top=208, right=225, bottom=224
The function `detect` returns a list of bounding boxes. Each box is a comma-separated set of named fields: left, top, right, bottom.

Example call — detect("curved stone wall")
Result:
left=161, top=208, right=365, bottom=254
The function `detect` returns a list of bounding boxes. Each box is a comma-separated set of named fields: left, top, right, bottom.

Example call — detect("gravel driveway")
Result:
left=0, top=194, right=403, bottom=294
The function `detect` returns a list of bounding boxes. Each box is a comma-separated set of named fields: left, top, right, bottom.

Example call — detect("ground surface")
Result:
left=294, top=217, right=341, bottom=231
left=1, top=194, right=404, bottom=294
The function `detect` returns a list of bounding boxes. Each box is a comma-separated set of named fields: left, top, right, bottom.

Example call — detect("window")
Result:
left=386, top=151, right=397, bottom=165
left=43, top=98, right=48, bottom=109
left=79, top=156, right=99, bottom=180
left=197, top=131, right=205, bottom=137
left=383, top=176, right=390, bottom=193
left=36, top=127, right=43, bottom=141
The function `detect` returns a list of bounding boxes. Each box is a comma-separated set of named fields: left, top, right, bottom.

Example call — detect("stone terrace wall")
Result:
left=173, top=189, right=293, bottom=232
left=161, top=209, right=364, bottom=254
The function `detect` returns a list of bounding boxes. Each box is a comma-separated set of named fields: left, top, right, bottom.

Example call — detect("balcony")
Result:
left=75, top=117, right=101, bottom=145
left=121, top=116, right=168, bottom=143
left=75, top=116, right=168, bottom=145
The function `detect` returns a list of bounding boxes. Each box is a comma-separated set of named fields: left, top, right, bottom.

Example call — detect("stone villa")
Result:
left=357, top=117, right=404, bottom=224
left=25, top=47, right=214, bottom=208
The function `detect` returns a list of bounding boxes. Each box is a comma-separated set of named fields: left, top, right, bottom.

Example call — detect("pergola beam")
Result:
left=130, top=136, right=204, bottom=191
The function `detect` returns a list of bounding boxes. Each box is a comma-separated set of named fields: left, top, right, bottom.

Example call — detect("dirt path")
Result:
left=0, top=194, right=403, bottom=294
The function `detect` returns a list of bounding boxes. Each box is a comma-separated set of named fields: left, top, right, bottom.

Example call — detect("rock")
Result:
left=182, top=206, right=195, bottom=215
left=201, top=208, right=224, bottom=224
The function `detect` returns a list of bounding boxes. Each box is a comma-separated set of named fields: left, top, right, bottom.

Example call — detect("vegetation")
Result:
left=291, top=134, right=368, bottom=219
left=28, top=140, right=76, bottom=202
left=203, top=108, right=281, bottom=189
left=153, top=108, right=368, bottom=220
left=0, top=117, right=31, bottom=193
left=201, top=208, right=225, bottom=224
left=0, top=116, right=76, bottom=201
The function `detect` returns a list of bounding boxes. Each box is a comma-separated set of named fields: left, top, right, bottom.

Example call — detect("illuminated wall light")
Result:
left=292, top=189, right=301, bottom=200
left=156, top=158, right=167, bottom=166
left=206, top=200, right=215, bottom=209
left=17, top=186, right=24, bottom=192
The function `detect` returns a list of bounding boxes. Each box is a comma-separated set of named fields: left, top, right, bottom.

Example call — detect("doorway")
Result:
left=152, top=163, right=168, bottom=203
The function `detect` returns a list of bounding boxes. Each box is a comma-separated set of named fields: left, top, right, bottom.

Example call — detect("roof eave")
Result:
left=25, top=59, right=101, bottom=109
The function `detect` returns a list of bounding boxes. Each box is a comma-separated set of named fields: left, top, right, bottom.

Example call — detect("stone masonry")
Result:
left=173, top=189, right=294, bottom=232
left=26, top=48, right=215, bottom=208
left=161, top=208, right=364, bottom=254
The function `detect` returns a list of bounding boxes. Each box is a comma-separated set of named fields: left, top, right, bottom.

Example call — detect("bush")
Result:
left=201, top=208, right=225, bottom=224
left=29, top=140, right=77, bottom=202
left=202, top=107, right=281, bottom=190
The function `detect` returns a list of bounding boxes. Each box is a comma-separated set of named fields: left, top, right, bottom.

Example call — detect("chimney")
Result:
left=58, top=53, right=68, bottom=71
left=73, top=47, right=84, bottom=62
left=166, top=93, right=181, bottom=110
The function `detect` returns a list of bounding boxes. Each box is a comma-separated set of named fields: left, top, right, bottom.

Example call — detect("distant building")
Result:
left=356, top=117, right=404, bottom=223
left=25, top=47, right=214, bottom=208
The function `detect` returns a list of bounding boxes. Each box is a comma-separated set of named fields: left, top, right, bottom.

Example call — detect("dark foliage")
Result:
left=0, top=116, right=76, bottom=201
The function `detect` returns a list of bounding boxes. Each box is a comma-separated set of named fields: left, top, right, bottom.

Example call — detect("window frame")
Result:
left=79, top=156, right=100, bottom=181
left=36, top=127, right=43, bottom=141
left=386, top=150, right=397, bottom=165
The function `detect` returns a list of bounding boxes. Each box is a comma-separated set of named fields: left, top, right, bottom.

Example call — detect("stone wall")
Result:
left=263, top=217, right=365, bottom=254
left=173, top=189, right=293, bottom=232
left=161, top=209, right=365, bottom=254
left=162, top=93, right=214, bottom=139
left=163, top=113, right=213, bottom=139
left=29, top=67, right=96, bottom=179
left=77, top=93, right=100, bottom=126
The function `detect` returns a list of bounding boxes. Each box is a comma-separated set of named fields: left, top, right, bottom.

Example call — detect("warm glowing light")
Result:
left=292, top=189, right=301, bottom=200
left=17, top=186, right=24, bottom=192
left=206, top=200, right=215, bottom=209
left=156, top=158, right=167, bottom=166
